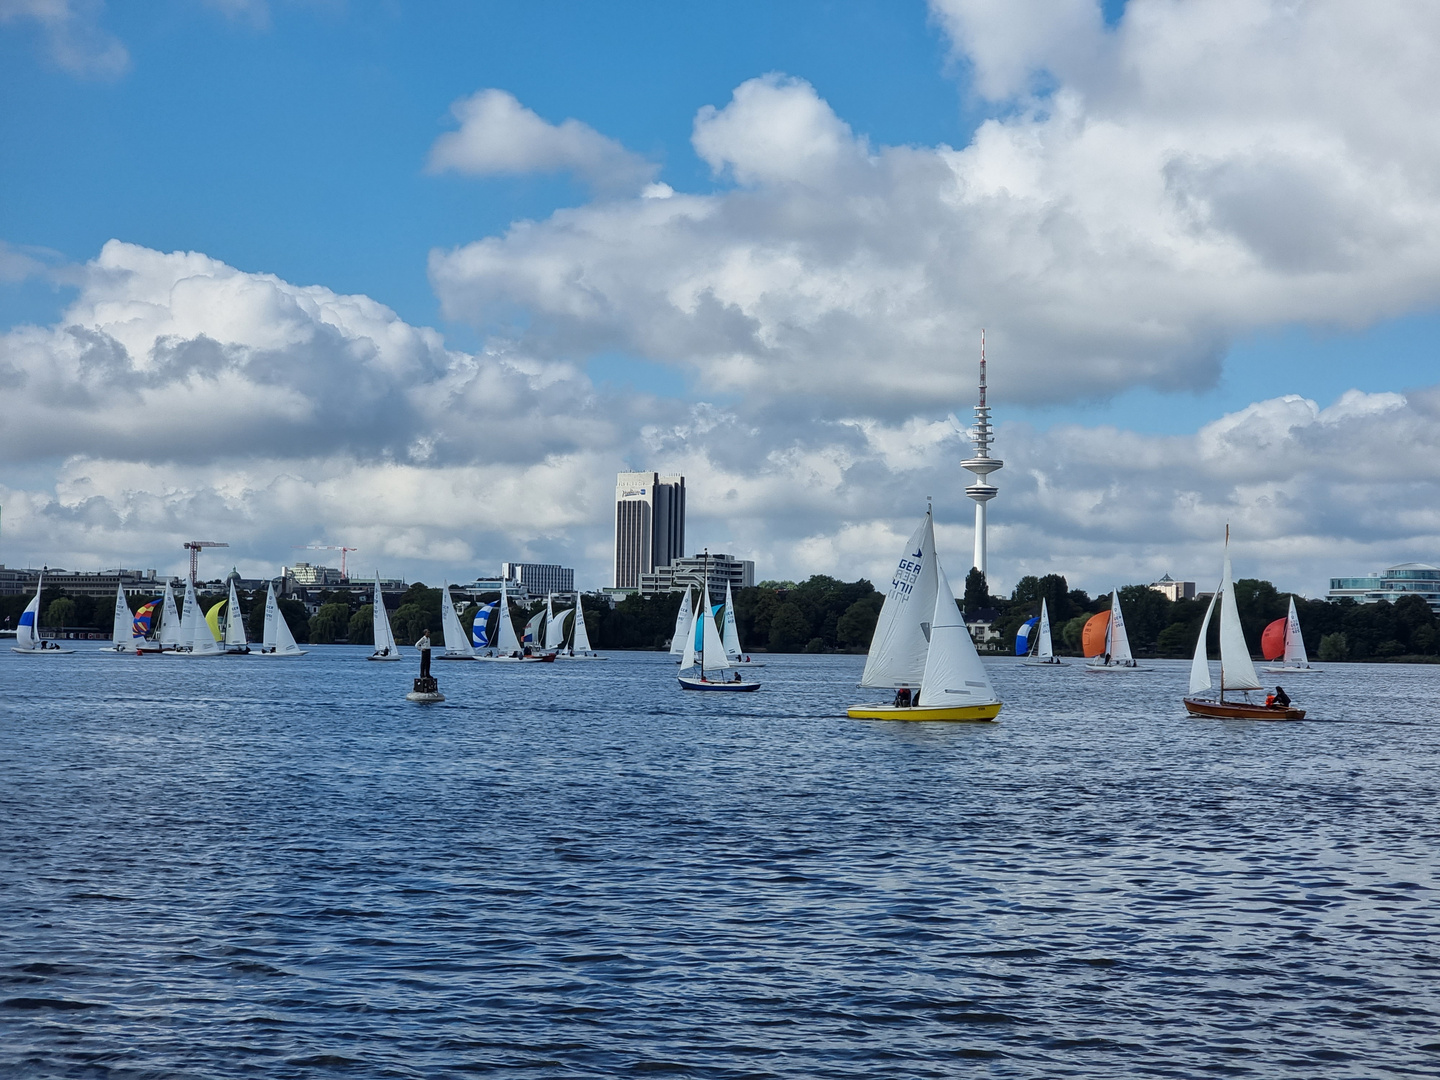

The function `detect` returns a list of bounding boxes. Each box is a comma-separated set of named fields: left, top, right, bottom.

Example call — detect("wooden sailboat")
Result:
left=258, top=581, right=307, bottom=657
left=1185, top=530, right=1304, bottom=720
left=1018, top=598, right=1067, bottom=666
left=11, top=572, right=75, bottom=654
left=848, top=509, right=1002, bottom=721
left=368, top=573, right=403, bottom=660
left=1262, top=597, right=1319, bottom=674
left=1083, top=590, right=1141, bottom=670
left=438, top=584, right=476, bottom=660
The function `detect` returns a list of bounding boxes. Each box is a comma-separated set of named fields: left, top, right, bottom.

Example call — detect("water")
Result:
left=2, top=650, right=1438, bottom=1078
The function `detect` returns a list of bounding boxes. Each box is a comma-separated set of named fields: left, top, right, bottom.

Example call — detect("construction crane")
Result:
left=183, top=540, right=229, bottom=585
left=294, top=544, right=358, bottom=581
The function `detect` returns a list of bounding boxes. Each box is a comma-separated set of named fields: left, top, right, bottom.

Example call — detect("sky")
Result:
left=3, top=0, right=1440, bottom=599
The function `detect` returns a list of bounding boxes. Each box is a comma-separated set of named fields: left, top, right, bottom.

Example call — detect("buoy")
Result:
left=406, top=675, right=445, bottom=703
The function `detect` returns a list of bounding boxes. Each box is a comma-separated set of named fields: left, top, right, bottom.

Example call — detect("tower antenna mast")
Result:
left=960, top=330, right=1002, bottom=577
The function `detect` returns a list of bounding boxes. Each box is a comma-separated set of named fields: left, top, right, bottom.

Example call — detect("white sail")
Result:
left=372, top=574, right=398, bottom=654
left=1107, top=589, right=1133, bottom=664
left=441, top=584, right=475, bottom=657
left=111, top=583, right=132, bottom=647
left=721, top=581, right=744, bottom=659
left=523, top=608, right=545, bottom=649
left=670, top=587, right=694, bottom=656
left=700, top=586, right=730, bottom=673
left=180, top=578, right=222, bottom=654
left=270, top=586, right=304, bottom=655
left=1189, top=591, right=1218, bottom=695
left=1218, top=550, right=1261, bottom=691
left=572, top=598, right=593, bottom=653
left=917, top=561, right=997, bottom=707
left=1283, top=597, right=1308, bottom=666
left=860, top=512, right=938, bottom=689
left=159, top=582, right=183, bottom=646
left=224, top=581, right=247, bottom=647
left=1036, top=599, right=1054, bottom=659
left=545, top=596, right=569, bottom=650
left=15, top=574, right=41, bottom=650
left=263, top=583, right=278, bottom=649
left=495, top=578, right=522, bottom=654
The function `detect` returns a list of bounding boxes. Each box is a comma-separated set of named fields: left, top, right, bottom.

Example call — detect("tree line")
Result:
left=974, top=571, right=1440, bottom=662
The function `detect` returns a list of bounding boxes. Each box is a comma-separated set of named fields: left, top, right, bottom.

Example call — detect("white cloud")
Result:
left=0, top=0, right=128, bottom=78
left=429, top=4, right=1440, bottom=416
left=427, top=89, right=659, bottom=194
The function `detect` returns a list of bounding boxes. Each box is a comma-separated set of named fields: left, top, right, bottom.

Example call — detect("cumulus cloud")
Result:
left=0, top=0, right=128, bottom=78
left=428, top=89, right=659, bottom=194
left=429, top=3, right=1440, bottom=416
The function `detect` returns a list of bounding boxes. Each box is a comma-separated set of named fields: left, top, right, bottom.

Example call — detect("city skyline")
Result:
left=4, top=3, right=1440, bottom=600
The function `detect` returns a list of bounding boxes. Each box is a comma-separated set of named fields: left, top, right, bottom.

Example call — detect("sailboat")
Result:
left=100, top=582, right=136, bottom=652
left=670, top=587, right=694, bottom=663
left=205, top=580, right=252, bottom=654
left=11, top=573, right=74, bottom=654
left=1262, top=598, right=1318, bottom=674
left=369, top=574, right=402, bottom=660
left=170, top=577, right=224, bottom=657
left=544, top=595, right=569, bottom=653
left=848, top=509, right=1001, bottom=721
left=678, top=580, right=760, bottom=691
left=556, top=596, right=605, bottom=659
left=475, top=577, right=553, bottom=661
left=258, top=581, right=307, bottom=657
left=720, top=581, right=763, bottom=667
left=1018, top=598, right=1067, bottom=666
left=1083, top=590, right=1141, bottom=670
left=438, top=584, right=476, bottom=660
left=1185, top=530, right=1304, bottom=719
left=137, top=581, right=183, bottom=653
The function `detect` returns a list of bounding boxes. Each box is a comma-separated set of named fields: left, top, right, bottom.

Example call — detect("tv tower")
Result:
left=960, top=330, right=1002, bottom=577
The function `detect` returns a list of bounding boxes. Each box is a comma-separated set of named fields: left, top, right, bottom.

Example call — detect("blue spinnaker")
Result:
left=1015, top=616, right=1039, bottom=656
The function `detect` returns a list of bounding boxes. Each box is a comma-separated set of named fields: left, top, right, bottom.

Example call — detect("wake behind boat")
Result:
left=1185, top=528, right=1304, bottom=720
left=847, top=508, right=1001, bottom=722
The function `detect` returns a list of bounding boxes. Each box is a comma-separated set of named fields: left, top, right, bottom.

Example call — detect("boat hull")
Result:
left=555, top=654, right=607, bottom=660
left=368, top=653, right=404, bottom=662
left=437, top=654, right=475, bottom=661
left=847, top=701, right=1001, bottom=722
left=678, top=676, right=761, bottom=691
left=475, top=654, right=553, bottom=663
left=11, top=646, right=77, bottom=655
left=1261, top=665, right=1320, bottom=674
left=1183, top=696, right=1305, bottom=720
left=256, top=650, right=308, bottom=658
left=1085, top=661, right=1143, bottom=671
left=1022, top=658, right=1069, bottom=667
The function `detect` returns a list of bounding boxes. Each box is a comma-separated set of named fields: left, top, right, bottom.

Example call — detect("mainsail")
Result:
left=721, top=581, right=744, bottom=659
left=372, top=574, right=399, bottom=654
left=15, top=573, right=41, bottom=650
left=224, top=580, right=248, bottom=647
left=1106, top=590, right=1134, bottom=664
left=571, top=599, right=593, bottom=653
left=111, top=583, right=132, bottom=648
left=494, top=578, right=523, bottom=654
left=545, top=596, right=569, bottom=651
left=1283, top=598, right=1308, bottom=666
left=159, top=582, right=183, bottom=647
left=860, top=511, right=938, bottom=689
left=917, top=560, right=997, bottom=708
left=1037, top=599, right=1054, bottom=659
left=670, top=587, right=694, bottom=656
left=441, top=584, right=475, bottom=658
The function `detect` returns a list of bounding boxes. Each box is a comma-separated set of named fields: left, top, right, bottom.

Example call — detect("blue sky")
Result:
left=3, top=1, right=1440, bottom=595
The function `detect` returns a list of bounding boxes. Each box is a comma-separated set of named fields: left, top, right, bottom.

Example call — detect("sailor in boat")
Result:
left=1265, top=686, right=1291, bottom=709
left=893, top=688, right=913, bottom=707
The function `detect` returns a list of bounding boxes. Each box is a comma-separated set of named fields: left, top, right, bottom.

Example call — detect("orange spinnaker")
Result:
left=1260, top=617, right=1286, bottom=661
left=1081, top=610, right=1111, bottom=657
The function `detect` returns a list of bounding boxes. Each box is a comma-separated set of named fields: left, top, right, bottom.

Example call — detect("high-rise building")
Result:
left=502, top=562, right=575, bottom=597
left=960, top=331, right=1002, bottom=577
left=614, top=471, right=686, bottom=588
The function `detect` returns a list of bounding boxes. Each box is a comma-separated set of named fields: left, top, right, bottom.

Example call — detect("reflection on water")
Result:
left=2, top=650, right=1438, bottom=1077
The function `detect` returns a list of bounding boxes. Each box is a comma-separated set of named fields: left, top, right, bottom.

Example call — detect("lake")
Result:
left=2, top=649, right=1437, bottom=1077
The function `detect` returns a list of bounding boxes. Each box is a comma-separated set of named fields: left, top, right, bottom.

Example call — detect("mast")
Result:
left=961, top=330, right=1002, bottom=576
left=701, top=550, right=708, bottom=681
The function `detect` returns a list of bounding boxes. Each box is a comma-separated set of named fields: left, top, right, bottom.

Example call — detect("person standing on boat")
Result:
left=416, top=630, right=432, bottom=678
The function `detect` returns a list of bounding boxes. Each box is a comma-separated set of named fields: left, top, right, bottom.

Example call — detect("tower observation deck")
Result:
left=960, top=331, right=1002, bottom=576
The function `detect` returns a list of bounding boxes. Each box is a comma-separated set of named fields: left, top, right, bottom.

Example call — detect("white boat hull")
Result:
left=12, top=646, right=76, bottom=655
left=1262, top=665, right=1320, bottom=674
left=368, top=652, right=404, bottom=662
left=1022, top=658, right=1069, bottom=667
left=1085, top=661, right=1143, bottom=671
left=256, top=651, right=308, bottom=658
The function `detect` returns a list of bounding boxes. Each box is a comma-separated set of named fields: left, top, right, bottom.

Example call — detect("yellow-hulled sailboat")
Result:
left=848, top=508, right=1002, bottom=722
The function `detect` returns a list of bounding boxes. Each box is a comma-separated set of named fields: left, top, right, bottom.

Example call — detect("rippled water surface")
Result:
left=3, top=649, right=1439, bottom=1078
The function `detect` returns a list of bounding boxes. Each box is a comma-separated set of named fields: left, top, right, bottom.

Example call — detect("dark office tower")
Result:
left=613, top=471, right=686, bottom=588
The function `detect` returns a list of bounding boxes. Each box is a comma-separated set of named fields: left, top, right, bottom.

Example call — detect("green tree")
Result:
left=44, top=597, right=76, bottom=628
left=836, top=593, right=883, bottom=649
left=1318, top=632, right=1349, bottom=662
left=963, top=568, right=991, bottom=617
left=308, top=601, right=352, bottom=644
left=768, top=602, right=809, bottom=652
left=348, top=604, right=374, bottom=645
